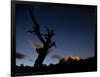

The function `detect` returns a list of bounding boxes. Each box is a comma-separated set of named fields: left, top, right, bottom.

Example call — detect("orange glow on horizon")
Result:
left=64, top=56, right=80, bottom=61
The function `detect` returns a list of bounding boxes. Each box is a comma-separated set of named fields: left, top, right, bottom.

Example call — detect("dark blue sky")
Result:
left=16, top=3, right=96, bottom=66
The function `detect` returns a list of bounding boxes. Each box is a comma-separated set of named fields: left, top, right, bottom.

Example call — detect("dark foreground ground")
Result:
left=15, top=56, right=97, bottom=76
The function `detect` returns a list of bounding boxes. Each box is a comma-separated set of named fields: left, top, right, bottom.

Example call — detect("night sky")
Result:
left=16, top=3, right=96, bottom=66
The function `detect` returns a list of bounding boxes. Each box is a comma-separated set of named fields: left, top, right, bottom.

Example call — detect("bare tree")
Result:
left=27, top=8, right=56, bottom=71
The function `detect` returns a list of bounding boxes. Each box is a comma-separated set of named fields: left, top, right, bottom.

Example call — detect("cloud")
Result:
left=28, top=39, right=53, bottom=52
left=16, top=52, right=26, bottom=59
left=52, top=55, right=80, bottom=63
left=63, top=56, right=80, bottom=61
left=28, top=39, right=43, bottom=49
left=52, top=55, right=62, bottom=60
left=28, top=58, right=33, bottom=62
left=33, top=43, right=43, bottom=48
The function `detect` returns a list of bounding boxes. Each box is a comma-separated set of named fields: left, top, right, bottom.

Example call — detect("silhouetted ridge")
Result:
left=15, top=56, right=97, bottom=76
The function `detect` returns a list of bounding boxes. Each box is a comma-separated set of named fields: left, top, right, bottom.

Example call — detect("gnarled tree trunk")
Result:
left=27, top=8, right=56, bottom=71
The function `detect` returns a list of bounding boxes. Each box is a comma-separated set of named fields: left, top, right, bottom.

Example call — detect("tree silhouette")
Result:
left=27, top=8, right=56, bottom=71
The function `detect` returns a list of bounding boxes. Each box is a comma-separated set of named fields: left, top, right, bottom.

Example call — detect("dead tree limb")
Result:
left=27, top=8, right=56, bottom=71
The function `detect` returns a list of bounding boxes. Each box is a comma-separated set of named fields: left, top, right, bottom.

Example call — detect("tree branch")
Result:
left=29, top=8, right=45, bottom=44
